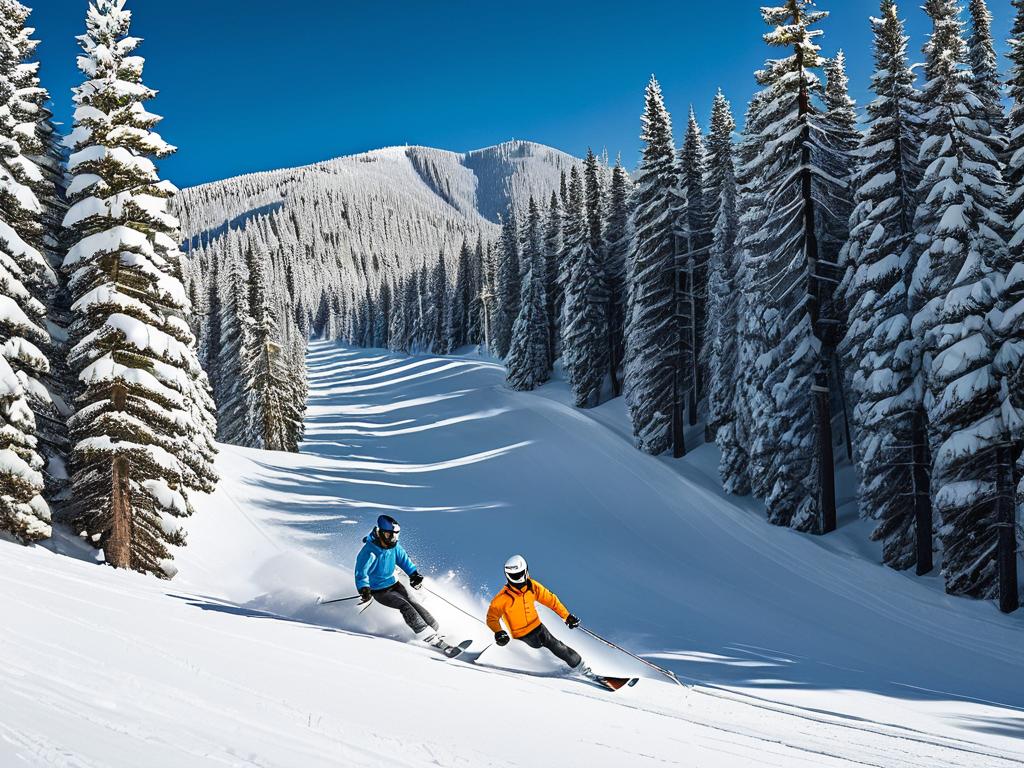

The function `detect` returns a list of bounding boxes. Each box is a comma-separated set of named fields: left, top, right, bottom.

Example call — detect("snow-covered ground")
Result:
left=3, top=339, right=1023, bottom=767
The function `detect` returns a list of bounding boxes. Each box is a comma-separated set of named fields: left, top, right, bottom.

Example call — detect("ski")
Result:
left=592, top=675, right=639, bottom=692
left=440, top=639, right=474, bottom=659
left=453, top=643, right=491, bottom=664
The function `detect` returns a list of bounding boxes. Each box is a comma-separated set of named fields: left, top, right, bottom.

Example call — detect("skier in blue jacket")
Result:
left=355, top=514, right=452, bottom=652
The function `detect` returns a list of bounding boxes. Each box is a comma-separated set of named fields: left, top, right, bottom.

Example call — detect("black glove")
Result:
left=565, top=614, right=580, bottom=629
left=408, top=571, right=424, bottom=590
left=359, top=587, right=372, bottom=603
left=494, top=630, right=510, bottom=646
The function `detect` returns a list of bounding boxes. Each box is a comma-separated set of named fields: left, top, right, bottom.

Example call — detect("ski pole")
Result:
left=358, top=598, right=375, bottom=614
left=580, top=627, right=688, bottom=688
left=422, top=585, right=490, bottom=628
left=316, top=594, right=363, bottom=606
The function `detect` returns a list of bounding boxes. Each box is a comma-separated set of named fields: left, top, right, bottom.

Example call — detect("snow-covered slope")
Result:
left=4, top=341, right=1023, bottom=767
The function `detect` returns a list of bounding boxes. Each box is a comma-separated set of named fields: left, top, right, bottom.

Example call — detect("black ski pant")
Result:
left=372, top=582, right=438, bottom=634
left=517, top=623, right=581, bottom=669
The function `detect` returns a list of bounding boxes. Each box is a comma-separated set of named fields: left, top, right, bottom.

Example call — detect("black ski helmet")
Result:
left=376, top=514, right=400, bottom=548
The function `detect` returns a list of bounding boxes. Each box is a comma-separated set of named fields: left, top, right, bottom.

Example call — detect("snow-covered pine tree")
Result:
left=430, top=249, right=448, bottom=353
left=388, top=272, right=408, bottom=353
left=213, top=237, right=251, bottom=443
left=562, top=157, right=608, bottom=408
left=446, top=239, right=471, bottom=353
left=680, top=107, right=711, bottom=414
left=967, top=0, right=1007, bottom=147
left=492, top=214, right=519, bottom=358
left=0, top=0, right=58, bottom=541
left=909, top=0, right=1009, bottom=599
left=604, top=157, right=630, bottom=398
left=838, top=0, right=929, bottom=572
left=63, top=0, right=218, bottom=576
left=704, top=89, right=750, bottom=495
left=506, top=197, right=550, bottom=391
left=12, top=3, right=72, bottom=504
left=739, top=1, right=845, bottom=532
left=624, top=76, right=681, bottom=455
left=241, top=241, right=295, bottom=451
left=820, top=51, right=861, bottom=461
left=467, top=235, right=486, bottom=346
left=410, top=260, right=428, bottom=352
left=1000, top=4, right=1024, bottom=503
left=543, top=190, right=562, bottom=366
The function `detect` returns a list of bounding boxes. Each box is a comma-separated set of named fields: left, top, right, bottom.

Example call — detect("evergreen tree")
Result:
left=214, top=240, right=251, bottom=443
left=243, top=301, right=292, bottom=452
left=467, top=234, right=486, bottom=346
left=430, top=250, right=448, bottom=353
left=445, top=240, right=471, bottom=352
left=604, top=158, right=630, bottom=398
left=821, top=51, right=860, bottom=266
left=967, top=0, right=1006, bottom=146
left=839, top=0, right=929, bottom=571
left=542, top=191, right=562, bottom=367
left=242, top=243, right=295, bottom=451
left=739, top=1, right=846, bottom=532
left=0, top=0, right=58, bottom=541
left=63, top=0, right=218, bottom=577
left=705, top=89, right=750, bottom=495
left=624, top=76, right=680, bottom=455
left=506, top=198, right=550, bottom=391
left=562, top=158, right=608, bottom=408
left=909, top=0, right=1009, bottom=598
left=493, top=214, right=519, bottom=358
left=995, top=0, right=1024, bottom=613
left=680, top=107, right=712, bottom=410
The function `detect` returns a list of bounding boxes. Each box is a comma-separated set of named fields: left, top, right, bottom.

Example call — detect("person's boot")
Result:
left=417, top=628, right=452, bottom=652
left=572, top=659, right=595, bottom=679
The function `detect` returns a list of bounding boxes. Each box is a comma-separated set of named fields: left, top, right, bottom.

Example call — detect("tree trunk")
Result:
left=687, top=258, right=699, bottom=428
left=813, top=368, right=836, bottom=534
left=107, top=382, right=132, bottom=570
left=912, top=408, right=933, bottom=575
left=608, top=301, right=621, bottom=397
left=996, top=444, right=1019, bottom=614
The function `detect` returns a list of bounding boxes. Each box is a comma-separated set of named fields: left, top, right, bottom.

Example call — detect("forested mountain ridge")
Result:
left=177, top=140, right=581, bottom=249
left=173, top=140, right=588, bottom=454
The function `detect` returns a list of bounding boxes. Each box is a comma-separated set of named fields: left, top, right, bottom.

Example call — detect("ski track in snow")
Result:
left=3, top=340, right=1023, bottom=767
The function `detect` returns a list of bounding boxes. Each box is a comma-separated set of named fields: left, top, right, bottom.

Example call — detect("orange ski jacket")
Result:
left=486, top=579, right=570, bottom=638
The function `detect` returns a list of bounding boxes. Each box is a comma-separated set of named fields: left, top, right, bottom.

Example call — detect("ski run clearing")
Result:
left=3, top=340, right=1024, bottom=768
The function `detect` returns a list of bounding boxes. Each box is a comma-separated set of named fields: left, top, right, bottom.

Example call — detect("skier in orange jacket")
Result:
left=486, top=555, right=591, bottom=677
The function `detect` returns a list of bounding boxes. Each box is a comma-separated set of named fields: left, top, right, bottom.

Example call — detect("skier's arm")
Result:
left=533, top=580, right=570, bottom=620
left=486, top=593, right=509, bottom=634
left=354, top=545, right=376, bottom=590
left=394, top=545, right=417, bottom=577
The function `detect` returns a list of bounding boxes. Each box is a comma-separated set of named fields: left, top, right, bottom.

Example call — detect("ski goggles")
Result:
left=379, top=528, right=400, bottom=543
left=505, top=569, right=527, bottom=583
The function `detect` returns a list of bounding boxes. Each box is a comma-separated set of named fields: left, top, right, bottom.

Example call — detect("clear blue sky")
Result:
left=34, top=0, right=1015, bottom=189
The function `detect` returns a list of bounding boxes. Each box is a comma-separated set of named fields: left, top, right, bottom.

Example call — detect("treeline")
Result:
left=0, top=0, right=218, bottom=579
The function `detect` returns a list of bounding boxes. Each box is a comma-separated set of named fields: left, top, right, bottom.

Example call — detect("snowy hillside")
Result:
left=5, top=340, right=1022, bottom=767
left=176, top=139, right=580, bottom=251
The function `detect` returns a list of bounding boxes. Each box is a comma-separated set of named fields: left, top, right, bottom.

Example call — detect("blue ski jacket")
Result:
left=354, top=531, right=417, bottom=591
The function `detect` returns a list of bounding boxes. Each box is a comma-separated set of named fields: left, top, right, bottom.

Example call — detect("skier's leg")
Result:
left=371, top=584, right=433, bottom=633
left=535, top=624, right=582, bottom=669
left=391, top=583, right=439, bottom=632
left=517, top=625, right=582, bottom=669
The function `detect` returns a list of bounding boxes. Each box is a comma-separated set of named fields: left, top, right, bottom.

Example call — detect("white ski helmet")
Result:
left=504, top=554, right=529, bottom=585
